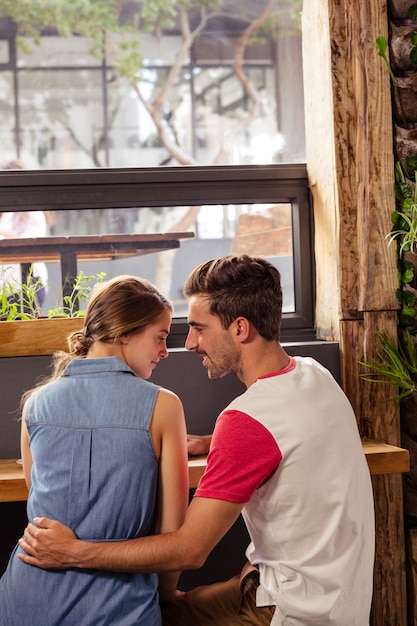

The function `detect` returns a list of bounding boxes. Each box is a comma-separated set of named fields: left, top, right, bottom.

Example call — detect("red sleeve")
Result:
left=194, top=409, right=282, bottom=503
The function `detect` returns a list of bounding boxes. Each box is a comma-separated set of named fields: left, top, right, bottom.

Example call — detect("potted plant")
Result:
left=0, top=271, right=105, bottom=357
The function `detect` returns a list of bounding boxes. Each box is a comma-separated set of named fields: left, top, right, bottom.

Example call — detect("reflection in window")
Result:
left=0, top=1, right=305, bottom=169
left=0, top=2, right=310, bottom=336
left=18, top=69, right=105, bottom=169
left=41, top=203, right=294, bottom=317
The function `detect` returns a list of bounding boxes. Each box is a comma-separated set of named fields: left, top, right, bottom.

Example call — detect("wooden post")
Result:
left=302, top=0, right=406, bottom=623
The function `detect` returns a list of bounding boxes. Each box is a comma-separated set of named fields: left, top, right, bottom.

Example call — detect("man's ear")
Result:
left=234, top=316, right=251, bottom=341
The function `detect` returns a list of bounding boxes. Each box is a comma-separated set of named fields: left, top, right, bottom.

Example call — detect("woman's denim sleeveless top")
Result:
left=0, top=357, right=163, bottom=625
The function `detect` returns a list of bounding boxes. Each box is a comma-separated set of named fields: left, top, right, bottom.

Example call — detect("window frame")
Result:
left=0, top=163, right=315, bottom=345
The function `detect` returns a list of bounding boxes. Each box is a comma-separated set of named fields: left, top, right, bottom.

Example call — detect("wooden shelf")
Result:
left=0, top=438, right=410, bottom=503
left=361, top=438, right=410, bottom=476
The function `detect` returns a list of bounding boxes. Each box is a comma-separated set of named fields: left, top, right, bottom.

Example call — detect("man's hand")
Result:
left=18, top=517, right=79, bottom=569
left=187, top=434, right=212, bottom=456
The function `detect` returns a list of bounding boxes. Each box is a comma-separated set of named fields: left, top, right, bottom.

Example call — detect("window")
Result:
left=0, top=164, right=314, bottom=344
left=0, top=2, right=305, bottom=168
left=0, top=2, right=313, bottom=344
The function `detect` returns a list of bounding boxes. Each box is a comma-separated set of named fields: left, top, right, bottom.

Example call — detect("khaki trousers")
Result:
left=161, top=563, right=276, bottom=626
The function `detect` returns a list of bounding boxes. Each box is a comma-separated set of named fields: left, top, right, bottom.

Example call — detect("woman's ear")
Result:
left=118, top=334, right=129, bottom=345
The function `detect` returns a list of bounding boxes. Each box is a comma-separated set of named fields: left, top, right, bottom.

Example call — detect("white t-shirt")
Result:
left=196, top=356, right=374, bottom=625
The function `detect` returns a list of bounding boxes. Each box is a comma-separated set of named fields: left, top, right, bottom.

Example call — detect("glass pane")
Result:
left=1, top=203, right=294, bottom=318
left=0, top=72, right=16, bottom=163
left=141, top=33, right=187, bottom=66
left=0, top=39, right=10, bottom=64
left=105, top=69, right=192, bottom=168
left=18, top=69, right=104, bottom=169
left=17, top=36, right=100, bottom=68
left=194, top=67, right=279, bottom=164
left=0, top=0, right=305, bottom=169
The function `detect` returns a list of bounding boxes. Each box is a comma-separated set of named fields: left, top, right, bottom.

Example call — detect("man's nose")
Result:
left=185, top=329, right=197, bottom=351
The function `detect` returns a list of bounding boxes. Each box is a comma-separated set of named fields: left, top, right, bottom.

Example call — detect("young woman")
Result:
left=0, top=275, right=189, bottom=626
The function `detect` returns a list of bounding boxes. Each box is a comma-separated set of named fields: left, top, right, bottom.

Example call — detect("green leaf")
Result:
left=396, top=161, right=407, bottom=184
left=407, top=155, right=417, bottom=171
left=408, top=4, right=417, bottom=20
left=400, top=312, right=417, bottom=328
left=410, top=46, right=417, bottom=65
left=391, top=210, right=410, bottom=230
left=376, top=36, right=388, bottom=56
left=402, top=198, right=417, bottom=212
left=391, top=210, right=401, bottom=226
left=395, top=181, right=413, bottom=201
left=402, top=259, right=415, bottom=273
left=403, top=290, right=417, bottom=306
left=402, top=268, right=414, bottom=284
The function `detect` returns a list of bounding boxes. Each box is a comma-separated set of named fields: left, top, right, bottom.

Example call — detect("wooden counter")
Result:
left=0, top=459, right=29, bottom=503
left=0, top=438, right=410, bottom=503
left=0, top=456, right=209, bottom=502
left=188, top=439, right=411, bottom=485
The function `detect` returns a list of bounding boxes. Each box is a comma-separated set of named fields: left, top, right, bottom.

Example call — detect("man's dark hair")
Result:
left=184, top=255, right=283, bottom=341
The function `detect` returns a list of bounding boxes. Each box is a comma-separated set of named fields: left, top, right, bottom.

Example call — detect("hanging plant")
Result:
left=389, top=165, right=417, bottom=255
left=384, top=159, right=417, bottom=330
left=359, top=330, right=417, bottom=401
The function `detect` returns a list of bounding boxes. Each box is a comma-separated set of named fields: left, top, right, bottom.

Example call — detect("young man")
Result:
left=18, top=255, right=375, bottom=626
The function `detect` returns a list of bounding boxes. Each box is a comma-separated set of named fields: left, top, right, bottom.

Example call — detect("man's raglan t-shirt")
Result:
left=194, top=355, right=375, bottom=626
left=194, top=359, right=296, bottom=502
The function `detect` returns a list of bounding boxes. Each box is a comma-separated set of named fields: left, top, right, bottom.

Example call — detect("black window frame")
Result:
left=0, top=163, right=315, bottom=346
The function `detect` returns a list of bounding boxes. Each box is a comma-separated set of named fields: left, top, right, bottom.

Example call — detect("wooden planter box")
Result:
left=0, top=318, right=84, bottom=357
